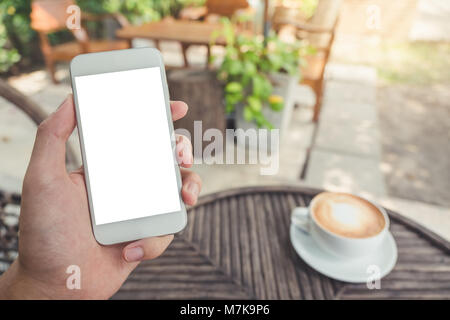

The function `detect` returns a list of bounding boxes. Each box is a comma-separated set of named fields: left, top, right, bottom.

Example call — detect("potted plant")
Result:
left=211, top=18, right=308, bottom=146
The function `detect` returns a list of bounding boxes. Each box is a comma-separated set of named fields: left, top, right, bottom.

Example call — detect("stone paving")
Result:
left=410, top=0, right=450, bottom=41
left=305, top=64, right=385, bottom=197
left=377, top=83, right=450, bottom=207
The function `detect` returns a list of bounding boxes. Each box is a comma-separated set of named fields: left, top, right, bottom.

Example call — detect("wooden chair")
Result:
left=30, top=0, right=130, bottom=83
left=273, top=0, right=341, bottom=122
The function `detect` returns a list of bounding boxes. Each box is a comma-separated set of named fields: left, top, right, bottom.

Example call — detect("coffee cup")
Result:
left=291, top=192, right=389, bottom=259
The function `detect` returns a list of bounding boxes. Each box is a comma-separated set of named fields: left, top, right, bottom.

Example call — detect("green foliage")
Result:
left=78, top=0, right=158, bottom=23
left=213, top=18, right=305, bottom=128
left=77, top=0, right=205, bottom=23
left=0, top=1, right=33, bottom=72
left=0, top=20, right=20, bottom=73
left=298, top=0, right=319, bottom=19
left=0, top=0, right=204, bottom=73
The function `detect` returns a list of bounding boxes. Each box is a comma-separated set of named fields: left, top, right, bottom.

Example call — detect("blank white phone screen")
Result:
left=74, top=67, right=181, bottom=225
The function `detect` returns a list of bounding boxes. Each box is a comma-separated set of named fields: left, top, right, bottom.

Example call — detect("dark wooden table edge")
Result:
left=190, top=185, right=450, bottom=253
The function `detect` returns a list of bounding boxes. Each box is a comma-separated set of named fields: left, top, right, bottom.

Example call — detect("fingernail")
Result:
left=187, top=182, right=199, bottom=197
left=124, top=246, right=144, bottom=262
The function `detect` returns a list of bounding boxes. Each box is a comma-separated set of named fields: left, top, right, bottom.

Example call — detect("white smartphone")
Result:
left=70, top=48, right=187, bottom=245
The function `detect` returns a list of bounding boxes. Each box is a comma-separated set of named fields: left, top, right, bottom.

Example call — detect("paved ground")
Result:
left=305, top=64, right=386, bottom=198
left=378, top=83, right=450, bottom=207
left=410, top=0, right=450, bottom=41
left=303, top=63, right=450, bottom=240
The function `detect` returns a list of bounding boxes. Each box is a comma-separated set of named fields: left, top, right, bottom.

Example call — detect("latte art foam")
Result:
left=312, top=193, right=385, bottom=238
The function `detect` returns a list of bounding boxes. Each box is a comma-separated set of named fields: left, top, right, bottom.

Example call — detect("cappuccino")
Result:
left=312, top=193, right=385, bottom=239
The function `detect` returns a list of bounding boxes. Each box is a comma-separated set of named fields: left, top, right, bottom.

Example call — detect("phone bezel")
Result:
left=70, top=47, right=187, bottom=245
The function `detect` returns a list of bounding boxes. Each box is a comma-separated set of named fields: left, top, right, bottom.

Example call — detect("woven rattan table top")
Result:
left=1, top=186, right=449, bottom=299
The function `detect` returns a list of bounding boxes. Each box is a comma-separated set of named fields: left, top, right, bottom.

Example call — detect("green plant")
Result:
left=0, top=0, right=204, bottom=74
left=0, top=11, right=20, bottom=72
left=78, top=0, right=158, bottom=23
left=0, top=1, right=33, bottom=72
left=212, top=18, right=306, bottom=129
left=77, top=0, right=205, bottom=23
left=298, top=0, right=319, bottom=19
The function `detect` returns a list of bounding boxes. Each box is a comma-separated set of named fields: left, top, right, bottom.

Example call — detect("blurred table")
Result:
left=114, top=186, right=450, bottom=299
left=1, top=186, right=449, bottom=299
left=116, top=20, right=226, bottom=67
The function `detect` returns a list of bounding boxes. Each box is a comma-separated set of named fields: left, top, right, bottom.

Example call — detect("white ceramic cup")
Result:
left=291, top=193, right=390, bottom=259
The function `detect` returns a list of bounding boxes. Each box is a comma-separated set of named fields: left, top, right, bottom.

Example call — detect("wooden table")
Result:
left=116, top=20, right=226, bottom=67
left=1, top=186, right=449, bottom=299
left=115, top=186, right=450, bottom=299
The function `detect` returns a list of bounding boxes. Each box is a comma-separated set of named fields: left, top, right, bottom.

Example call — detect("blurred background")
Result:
left=0, top=0, right=449, bottom=240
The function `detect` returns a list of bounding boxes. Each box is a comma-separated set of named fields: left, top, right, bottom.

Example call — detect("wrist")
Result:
left=0, top=260, right=68, bottom=300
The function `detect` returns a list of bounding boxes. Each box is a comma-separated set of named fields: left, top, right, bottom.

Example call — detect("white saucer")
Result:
left=290, top=224, right=398, bottom=283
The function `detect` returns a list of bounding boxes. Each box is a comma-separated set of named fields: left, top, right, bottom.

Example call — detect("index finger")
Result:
left=170, top=101, right=188, bottom=122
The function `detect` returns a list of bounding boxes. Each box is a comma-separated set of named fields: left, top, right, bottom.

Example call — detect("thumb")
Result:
left=122, top=235, right=174, bottom=263
left=28, top=95, right=76, bottom=178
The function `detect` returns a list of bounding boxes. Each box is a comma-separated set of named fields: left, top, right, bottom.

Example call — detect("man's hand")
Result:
left=0, top=96, right=201, bottom=299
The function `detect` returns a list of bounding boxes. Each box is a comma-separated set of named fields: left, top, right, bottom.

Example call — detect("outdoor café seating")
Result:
left=0, top=0, right=449, bottom=301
